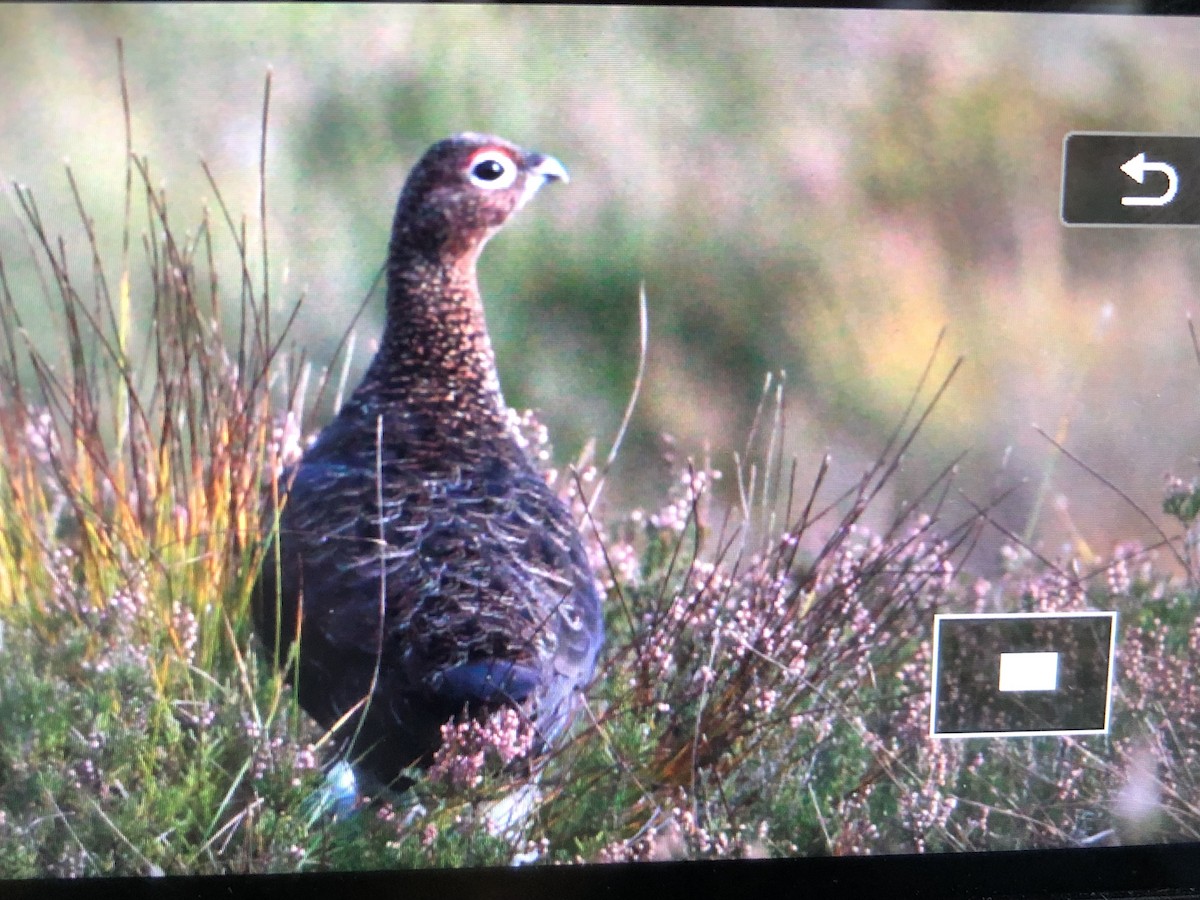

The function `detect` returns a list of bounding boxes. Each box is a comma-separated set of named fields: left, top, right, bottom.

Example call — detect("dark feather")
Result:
left=252, top=134, right=603, bottom=790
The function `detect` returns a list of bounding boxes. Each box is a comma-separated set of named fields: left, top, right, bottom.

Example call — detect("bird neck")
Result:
left=357, top=242, right=509, bottom=428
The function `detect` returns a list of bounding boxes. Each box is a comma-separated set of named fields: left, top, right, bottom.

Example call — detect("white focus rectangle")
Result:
left=997, top=651, right=1059, bottom=692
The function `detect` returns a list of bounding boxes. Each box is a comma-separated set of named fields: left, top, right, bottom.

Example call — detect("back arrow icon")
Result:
left=1121, top=152, right=1179, bottom=207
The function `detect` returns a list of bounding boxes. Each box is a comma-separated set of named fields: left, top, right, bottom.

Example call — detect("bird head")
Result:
left=391, top=133, right=568, bottom=260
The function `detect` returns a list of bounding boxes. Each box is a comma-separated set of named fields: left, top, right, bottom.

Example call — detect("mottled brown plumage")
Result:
left=252, top=134, right=603, bottom=791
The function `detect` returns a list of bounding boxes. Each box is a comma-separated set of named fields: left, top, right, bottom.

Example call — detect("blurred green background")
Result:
left=3, top=4, right=1200, bottom=572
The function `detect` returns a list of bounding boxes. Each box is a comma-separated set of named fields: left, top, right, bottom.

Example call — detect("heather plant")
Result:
left=0, top=63, right=329, bottom=875
left=6, top=53, right=1200, bottom=879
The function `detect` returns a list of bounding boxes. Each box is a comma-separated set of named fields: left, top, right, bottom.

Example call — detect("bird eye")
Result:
left=467, top=150, right=519, bottom=190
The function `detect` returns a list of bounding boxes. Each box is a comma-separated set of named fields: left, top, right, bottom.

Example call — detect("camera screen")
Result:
left=0, top=4, right=1198, bottom=876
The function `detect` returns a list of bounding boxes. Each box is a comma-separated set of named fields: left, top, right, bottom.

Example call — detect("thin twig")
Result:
left=587, top=282, right=648, bottom=515
left=1033, top=424, right=1190, bottom=574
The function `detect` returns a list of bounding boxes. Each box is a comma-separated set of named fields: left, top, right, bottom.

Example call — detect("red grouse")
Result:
left=253, top=133, right=603, bottom=792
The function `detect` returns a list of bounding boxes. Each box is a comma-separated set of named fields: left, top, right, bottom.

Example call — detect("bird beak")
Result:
left=528, top=154, right=569, bottom=185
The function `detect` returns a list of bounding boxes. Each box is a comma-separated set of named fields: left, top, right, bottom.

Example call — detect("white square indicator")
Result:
left=998, top=651, right=1059, bottom=692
